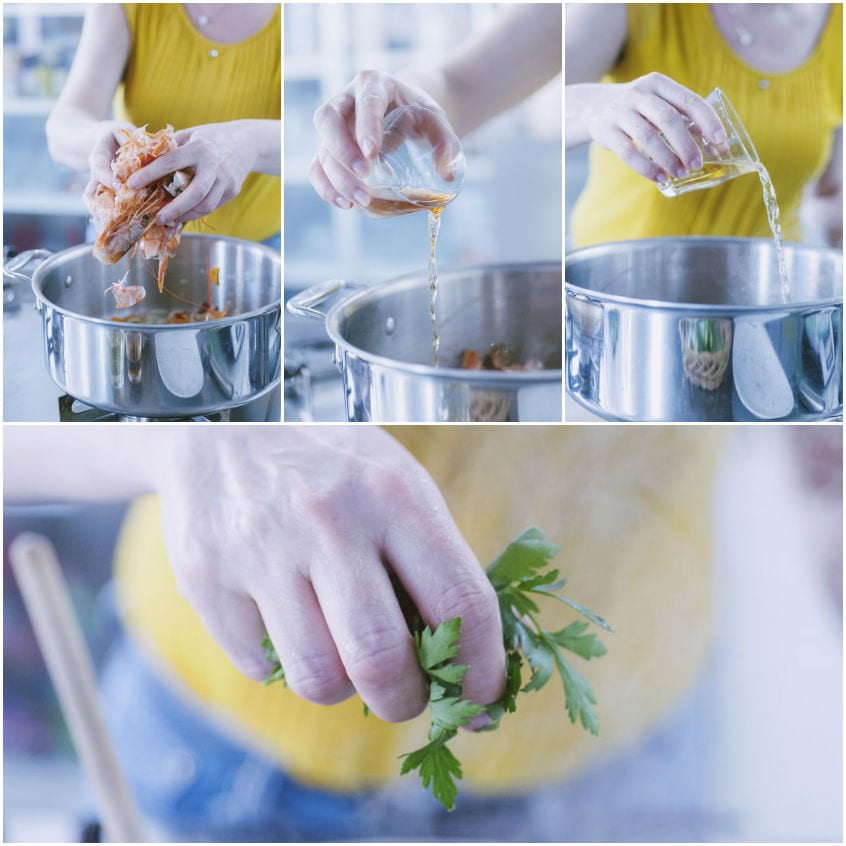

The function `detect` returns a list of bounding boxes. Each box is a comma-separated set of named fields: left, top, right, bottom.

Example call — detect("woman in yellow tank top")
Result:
left=46, top=4, right=280, bottom=243
left=566, top=4, right=842, bottom=247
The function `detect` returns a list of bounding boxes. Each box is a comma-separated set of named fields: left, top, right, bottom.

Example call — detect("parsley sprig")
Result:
left=264, top=526, right=611, bottom=811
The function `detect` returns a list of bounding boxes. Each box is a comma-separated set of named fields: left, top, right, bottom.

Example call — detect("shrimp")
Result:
left=92, top=126, right=191, bottom=293
left=105, top=270, right=146, bottom=309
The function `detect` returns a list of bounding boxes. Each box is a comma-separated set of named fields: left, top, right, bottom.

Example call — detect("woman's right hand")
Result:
left=309, top=70, right=460, bottom=211
left=82, top=119, right=136, bottom=212
left=581, top=72, right=727, bottom=183
left=156, top=425, right=506, bottom=724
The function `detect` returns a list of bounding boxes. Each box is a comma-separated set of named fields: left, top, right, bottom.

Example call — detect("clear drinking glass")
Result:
left=359, top=105, right=466, bottom=217
left=657, top=88, right=759, bottom=198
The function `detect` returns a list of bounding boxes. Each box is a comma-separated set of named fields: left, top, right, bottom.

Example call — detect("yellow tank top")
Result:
left=115, top=4, right=280, bottom=242
left=113, top=426, right=723, bottom=793
left=571, top=3, right=842, bottom=247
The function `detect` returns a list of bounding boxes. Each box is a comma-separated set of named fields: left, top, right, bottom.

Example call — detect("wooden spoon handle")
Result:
left=9, top=532, right=146, bottom=842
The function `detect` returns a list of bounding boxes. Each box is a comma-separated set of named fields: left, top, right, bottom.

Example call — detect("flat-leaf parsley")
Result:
left=264, top=526, right=611, bottom=810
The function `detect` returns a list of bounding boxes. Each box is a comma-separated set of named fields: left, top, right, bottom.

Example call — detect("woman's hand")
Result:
left=156, top=426, right=505, bottom=723
left=569, top=73, right=727, bottom=183
left=123, top=121, right=259, bottom=224
left=81, top=120, right=136, bottom=215
left=309, top=71, right=460, bottom=210
left=87, top=120, right=136, bottom=189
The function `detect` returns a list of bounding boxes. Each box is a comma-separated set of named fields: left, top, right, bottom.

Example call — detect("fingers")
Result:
left=593, top=74, right=730, bottom=183
left=126, top=145, right=189, bottom=191
left=82, top=178, right=100, bottom=213
left=379, top=474, right=506, bottom=709
left=647, top=73, right=726, bottom=147
left=175, top=578, right=271, bottom=681
left=88, top=126, right=127, bottom=189
left=309, top=542, right=429, bottom=722
left=257, top=571, right=355, bottom=706
left=634, top=73, right=727, bottom=170
left=307, top=156, right=353, bottom=210
left=618, top=111, right=684, bottom=180
left=313, top=92, right=370, bottom=179
left=318, top=149, right=372, bottom=209
left=352, top=71, right=392, bottom=160
left=156, top=170, right=225, bottom=224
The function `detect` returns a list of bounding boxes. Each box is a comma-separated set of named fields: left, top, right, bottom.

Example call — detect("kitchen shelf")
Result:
left=4, top=3, right=86, bottom=18
left=4, top=191, right=86, bottom=216
left=4, top=97, right=55, bottom=116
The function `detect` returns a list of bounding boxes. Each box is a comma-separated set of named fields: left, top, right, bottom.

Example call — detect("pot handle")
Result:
left=3, top=249, right=54, bottom=284
left=286, top=279, right=365, bottom=320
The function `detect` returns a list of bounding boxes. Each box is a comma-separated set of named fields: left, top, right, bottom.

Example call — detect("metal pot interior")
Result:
left=331, top=263, right=562, bottom=370
left=566, top=237, right=842, bottom=308
left=34, top=234, right=280, bottom=322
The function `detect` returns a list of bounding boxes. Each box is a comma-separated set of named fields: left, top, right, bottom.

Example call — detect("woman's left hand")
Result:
left=125, top=121, right=258, bottom=224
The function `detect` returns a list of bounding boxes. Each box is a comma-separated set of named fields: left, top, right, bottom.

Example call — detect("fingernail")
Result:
left=334, top=196, right=351, bottom=209
left=713, top=129, right=727, bottom=144
left=690, top=156, right=702, bottom=171
left=352, top=160, right=368, bottom=178
left=361, top=139, right=376, bottom=159
left=353, top=189, right=370, bottom=207
left=156, top=213, right=169, bottom=225
left=675, top=166, right=688, bottom=179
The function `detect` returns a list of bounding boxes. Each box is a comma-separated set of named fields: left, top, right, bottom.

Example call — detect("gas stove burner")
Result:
left=58, top=394, right=230, bottom=423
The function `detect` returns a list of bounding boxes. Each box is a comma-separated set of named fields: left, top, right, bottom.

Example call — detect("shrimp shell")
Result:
left=92, top=125, right=190, bottom=289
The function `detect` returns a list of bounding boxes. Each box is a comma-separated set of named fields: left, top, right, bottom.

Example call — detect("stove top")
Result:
left=57, top=394, right=233, bottom=423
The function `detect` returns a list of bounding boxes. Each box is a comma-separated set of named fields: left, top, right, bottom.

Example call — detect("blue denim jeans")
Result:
left=98, top=633, right=731, bottom=842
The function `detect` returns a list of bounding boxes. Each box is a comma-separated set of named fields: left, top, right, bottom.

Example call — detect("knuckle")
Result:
left=341, top=626, right=412, bottom=687
left=355, top=68, right=383, bottom=88
left=615, top=141, right=642, bottom=167
left=679, top=90, right=702, bottom=113
left=286, top=653, right=350, bottom=705
left=433, top=575, right=498, bottom=639
left=171, top=555, right=206, bottom=602
left=313, top=97, right=346, bottom=131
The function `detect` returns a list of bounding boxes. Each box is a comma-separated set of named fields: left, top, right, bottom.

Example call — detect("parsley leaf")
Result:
left=263, top=526, right=611, bottom=812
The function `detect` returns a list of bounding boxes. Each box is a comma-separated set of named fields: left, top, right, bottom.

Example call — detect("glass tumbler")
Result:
left=359, top=104, right=466, bottom=217
left=657, top=88, right=760, bottom=198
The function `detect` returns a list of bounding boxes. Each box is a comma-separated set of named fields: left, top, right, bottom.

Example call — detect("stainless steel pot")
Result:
left=4, top=234, right=281, bottom=418
left=566, top=237, right=842, bottom=421
left=287, top=263, right=562, bottom=422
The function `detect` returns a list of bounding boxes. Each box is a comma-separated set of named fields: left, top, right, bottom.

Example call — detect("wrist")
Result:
left=234, top=119, right=280, bottom=176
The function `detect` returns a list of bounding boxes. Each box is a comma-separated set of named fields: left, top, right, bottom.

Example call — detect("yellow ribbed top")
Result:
left=571, top=3, right=842, bottom=247
left=113, top=427, right=723, bottom=793
left=115, top=4, right=281, bottom=242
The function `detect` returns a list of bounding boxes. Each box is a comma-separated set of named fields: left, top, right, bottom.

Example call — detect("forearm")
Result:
left=565, top=84, right=608, bottom=148
left=3, top=427, right=161, bottom=505
left=404, top=5, right=561, bottom=136
left=45, top=106, right=120, bottom=172
left=238, top=119, right=281, bottom=176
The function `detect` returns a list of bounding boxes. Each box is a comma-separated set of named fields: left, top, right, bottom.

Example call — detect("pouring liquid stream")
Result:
left=427, top=208, right=442, bottom=366
left=366, top=187, right=453, bottom=366
left=665, top=157, right=790, bottom=302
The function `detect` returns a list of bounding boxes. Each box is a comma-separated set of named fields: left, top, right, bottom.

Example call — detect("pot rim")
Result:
left=565, top=236, right=843, bottom=312
left=324, top=260, right=563, bottom=382
left=30, top=233, right=281, bottom=328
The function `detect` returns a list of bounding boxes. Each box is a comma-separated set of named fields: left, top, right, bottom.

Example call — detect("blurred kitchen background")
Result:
left=283, top=3, right=563, bottom=421
left=3, top=4, right=88, bottom=253
left=3, top=426, right=841, bottom=842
